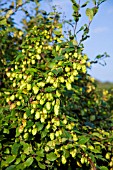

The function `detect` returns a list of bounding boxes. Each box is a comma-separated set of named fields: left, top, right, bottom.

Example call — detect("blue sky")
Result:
left=40, top=0, right=113, bottom=82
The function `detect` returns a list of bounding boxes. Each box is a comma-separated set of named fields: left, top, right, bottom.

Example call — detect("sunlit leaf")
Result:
left=78, top=136, right=90, bottom=144
left=12, top=143, right=20, bottom=155
left=38, top=162, right=46, bottom=169
left=46, top=152, right=57, bottom=161
left=100, top=166, right=108, bottom=170
left=16, top=0, right=22, bottom=7
left=86, top=8, right=94, bottom=21
left=6, top=155, right=16, bottom=164
left=5, top=165, right=15, bottom=170
left=24, top=157, right=33, bottom=167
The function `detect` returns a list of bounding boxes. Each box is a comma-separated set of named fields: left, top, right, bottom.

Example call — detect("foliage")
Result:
left=96, top=80, right=113, bottom=90
left=0, top=0, right=41, bottom=85
left=0, top=0, right=113, bottom=170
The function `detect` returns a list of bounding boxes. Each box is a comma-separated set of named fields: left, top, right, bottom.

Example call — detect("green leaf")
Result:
left=100, top=166, right=108, bottom=170
left=92, top=0, right=97, bottom=5
left=81, top=1, right=89, bottom=7
left=16, top=54, right=24, bottom=61
left=47, top=141, right=54, bottom=148
left=63, top=130, right=72, bottom=138
left=91, top=149, right=101, bottom=153
left=22, top=143, right=32, bottom=155
left=53, top=30, right=62, bottom=35
left=62, top=149, right=70, bottom=158
left=26, top=108, right=31, bottom=116
left=4, top=148, right=10, bottom=154
left=36, top=149, right=44, bottom=157
left=24, top=157, right=33, bottom=167
left=41, top=129, right=48, bottom=138
left=21, top=154, right=26, bottom=161
left=38, top=162, right=46, bottom=169
left=53, top=56, right=65, bottom=61
left=72, top=2, right=79, bottom=12
left=45, top=87, right=56, bottom=92
left=65, top=47, right=74, bottom=52
left=12, top=143, right=20, bottom=155
left=36, top=122, right=44, bottom=131
left=78, top=136, right=90, bottom=144
left=15, top=158, right=21, bottom=165
left=26, top=120, right=34, bottom=128
left=5, top=165, right=15, bottom=170
left=16, top=0, right=22, bottom=6
left=92, top=7, right=98, bottom=15
left=73, top=129, right=82, bottom=134
left=92, top=132, right=103, bottom=139
left=0, top=18, right=7, bottom=25
left=3, top=128, right=9, bottom=134
left=46, top=152, right=57, bottom=161
left=57, top=23, right=62, bottom=28
left=68, top=41, right=75, bottom=48
left=16, top=164, right=25, bottom=170
left=48, top=62, right=56, bottom=69
left=95, top=155, right=107, bottom=162
left=35, top=156, right=41, bottom=161
left=89, top=153, right=95, bottom=162
left=16, top=127, right=20, bottom=137
left=66, top=115, right=77, bottom=122
left=72, top=5, right=79, bottom=12
left=6, top=155, right=16, bottom=164
left=25, top=68, right=37, bottom=74
left=1, top=160, right=8, bottom=168
left=71, top=0, right=76, bottom=3
left=86, top=8, right=94, bottom=21
left=52, top=68, right=63, bottom=75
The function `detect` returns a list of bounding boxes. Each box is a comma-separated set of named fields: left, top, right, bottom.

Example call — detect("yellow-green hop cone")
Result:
left=81, top=157, right=85, bottom=164
left=33, top=86, right=39, bottom=94
left=40, top=116, right=45, bottom=123
left=87, top=62, right=91, bottom=67
left=105, top=152, right=111, bottom=159
left=32, top=128, right=37, bottom=136
left=27, top=84, right=31, bottom=91
left=35, top=111, right=40, bottom=119
left=54, top=105, right=59, bottom=115
left=65, top=66, right=70, bottom=72
left=70, top=149, right=77, bottom=158
left=16, top=101, right=21, bottom=106
left=66, top=81, right=72, bottom=90
left=45, top=102, right=51, bottom=110
left=56, top=45, right=60, bottom=51
left=50, top=133, right=54, bottom=140
left=10, top=95, right=15, bottom=101
left=61, top=155, right=66, bottom=164
left=31, top=109, right=35, bottom=114
left=23, top=133, right=29, bottom=139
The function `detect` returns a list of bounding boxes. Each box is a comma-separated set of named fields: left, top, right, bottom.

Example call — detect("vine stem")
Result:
left=87, top=157, right=97, bottom=170
left=73, top=0, right=81, bottom=36
left=82, top=152, right=97, bottom=170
